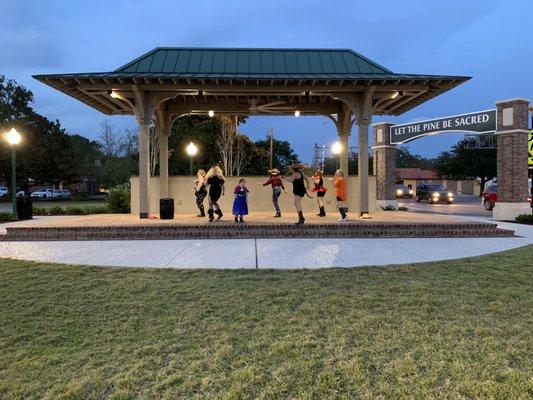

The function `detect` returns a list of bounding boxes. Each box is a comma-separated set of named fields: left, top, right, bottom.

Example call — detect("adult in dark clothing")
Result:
left=283, top=162, right=310, bottom=224
left=205, top=165, right=225, bottom=222
left=258, top=168, right=285, bottom=217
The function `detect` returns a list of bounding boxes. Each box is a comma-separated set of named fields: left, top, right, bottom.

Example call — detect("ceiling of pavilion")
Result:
left=33, top=47, right=470, bottom=117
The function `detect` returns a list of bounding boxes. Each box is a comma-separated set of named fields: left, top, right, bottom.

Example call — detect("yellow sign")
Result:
left=529, top=130, right=533, bottom=167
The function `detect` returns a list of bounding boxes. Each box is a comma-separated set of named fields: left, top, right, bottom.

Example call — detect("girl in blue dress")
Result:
left=232, top=178, right=249, bottom=222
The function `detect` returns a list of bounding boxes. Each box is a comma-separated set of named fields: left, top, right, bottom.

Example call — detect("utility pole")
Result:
left=269, top=127, right=274, bottom=170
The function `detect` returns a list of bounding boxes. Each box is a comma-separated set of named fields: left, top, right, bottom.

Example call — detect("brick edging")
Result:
left=2, top=222, right=514, bottom=241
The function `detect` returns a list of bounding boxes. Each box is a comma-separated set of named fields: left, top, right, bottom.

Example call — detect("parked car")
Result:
left=415, top=183, right=454, bottom=204
left=31, top=188, right=54, bottom=199
left=55, top=189, right=72, bottom=200
left=30, top=188, right=71, bottom=200
left=1, top=186, right=25, bottom=198
left=395, top=184, right=414, bottom=198
left=482, top=183, right=532, bottom=211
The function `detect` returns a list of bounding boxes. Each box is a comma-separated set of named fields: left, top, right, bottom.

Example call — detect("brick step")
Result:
left=2, top=222, right=514, bottom=241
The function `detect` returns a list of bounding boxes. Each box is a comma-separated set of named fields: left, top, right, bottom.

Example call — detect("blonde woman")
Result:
left=205, top=164, right=225, bottom=222
left=283, top=162, right=310, bottom=224
left=193, top=169, right=207, bottom=217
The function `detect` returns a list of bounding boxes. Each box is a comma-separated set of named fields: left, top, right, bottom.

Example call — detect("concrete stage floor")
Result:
left=1, top=210, right=468, bottom=230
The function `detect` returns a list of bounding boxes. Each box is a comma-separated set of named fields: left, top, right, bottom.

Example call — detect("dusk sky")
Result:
left=1, top=0, right=531, bottom=162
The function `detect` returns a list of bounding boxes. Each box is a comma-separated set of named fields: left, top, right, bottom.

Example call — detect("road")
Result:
left=398, top=195, right=490, bottom=218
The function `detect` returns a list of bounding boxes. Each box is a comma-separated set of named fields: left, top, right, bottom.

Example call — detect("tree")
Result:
left=96, top=121, right=138, bottom=189
left=396, top=146, right=435, bottom=170
left=216, top=116, right=235, bottom=176
left=253, top=135, right=298, bottom=173
left=434, top=138, right=496, bottom=195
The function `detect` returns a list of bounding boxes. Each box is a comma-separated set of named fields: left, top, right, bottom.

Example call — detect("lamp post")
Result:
left=331, top=140, right=342, bottom=170
left=5, top=128, right=22, bottom=218
left=186, top=142, right=198, bottom=175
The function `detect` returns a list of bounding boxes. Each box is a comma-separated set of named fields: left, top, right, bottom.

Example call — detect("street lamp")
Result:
left=5, top=128, right=22, bottom=218
left=331, top=140, right=342, bottom=170
left=186, top=142, right=198, bottom=175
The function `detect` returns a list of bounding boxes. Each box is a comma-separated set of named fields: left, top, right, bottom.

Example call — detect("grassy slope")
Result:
left=0, top=246, right=531, bottom=399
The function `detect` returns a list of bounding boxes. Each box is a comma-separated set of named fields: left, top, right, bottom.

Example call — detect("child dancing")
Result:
left=232, top=178, right=249, bottom=222
left=310, top=170, right=327, bottom=217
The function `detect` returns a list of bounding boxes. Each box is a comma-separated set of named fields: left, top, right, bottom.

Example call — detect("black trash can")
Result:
left=159, top=198, right=174, bottom=220
left=16, top=196, right=33, bottom=220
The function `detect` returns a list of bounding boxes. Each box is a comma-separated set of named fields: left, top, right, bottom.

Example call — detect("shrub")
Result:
left=0, top=212, right=16, bottom=223
left=515, top=213, right=533, bottom=225
left=107, top=184, right=131, bottom=214
left=399, top=206, right=408, bottom=211
left=48, top=206, right=66, bottom=215
left=65, top=207, right=88, bottom=215
left=32, top=208, right=50, bottom=216
left=84, top=206, right=108, bottom=215
left=380, top=205, right=398, bottom=211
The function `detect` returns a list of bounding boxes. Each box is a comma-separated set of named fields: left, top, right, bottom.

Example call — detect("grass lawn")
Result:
left=0, top=246, right=531, bottom=399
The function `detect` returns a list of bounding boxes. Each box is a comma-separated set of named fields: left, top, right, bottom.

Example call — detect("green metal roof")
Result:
left=114, top=47, right=393, bottom=77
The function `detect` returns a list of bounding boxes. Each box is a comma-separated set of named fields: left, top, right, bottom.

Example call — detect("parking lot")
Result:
left=398, top=195, right=490, bottom=218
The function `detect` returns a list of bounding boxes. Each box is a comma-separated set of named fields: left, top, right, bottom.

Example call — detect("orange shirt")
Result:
left=334, top=177, right=347, bottom=201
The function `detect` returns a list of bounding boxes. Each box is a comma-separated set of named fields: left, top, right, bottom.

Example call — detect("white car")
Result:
left=0, top=186, right=24, bottom=198
left=31, top=188, right=71, bottom=200
left=31, top=189, right=54, bottom=199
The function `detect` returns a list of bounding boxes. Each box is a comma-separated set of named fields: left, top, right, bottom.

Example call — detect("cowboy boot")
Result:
left=208, top=209, right=214, bottom=222
left=318, top=206, right=326, bottom=217
left=296, top=211, right=305, bottom=225
left=215, top=209, right=223, bottom=220
left=234, top=216, right=239, bottom=223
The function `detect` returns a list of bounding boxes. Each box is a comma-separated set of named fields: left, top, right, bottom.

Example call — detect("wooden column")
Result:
left=156, top=109, right=172, bottom=199
left=336, top=104, right=352, bottom=176
left=334, top=88, right=375, bottom=216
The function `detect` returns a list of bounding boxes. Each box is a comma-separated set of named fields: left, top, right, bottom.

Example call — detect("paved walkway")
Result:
left=0, top=215, right=531, bottom=269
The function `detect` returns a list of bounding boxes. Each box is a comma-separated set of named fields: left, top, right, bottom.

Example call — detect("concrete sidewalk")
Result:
left=0, top=217, right=531, bottom=269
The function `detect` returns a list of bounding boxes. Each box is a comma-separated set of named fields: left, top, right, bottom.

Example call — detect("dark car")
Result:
left=415, top=184, right=454, bottom=204
left=395, top=184, right=414, bottom=198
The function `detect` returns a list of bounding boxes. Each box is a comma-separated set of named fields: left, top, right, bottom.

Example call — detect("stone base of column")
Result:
left=139, top=212, right=149, bottom=219
left=376, top=199, right=399, bottom=211
left=493, top=202, right=531, bottom=221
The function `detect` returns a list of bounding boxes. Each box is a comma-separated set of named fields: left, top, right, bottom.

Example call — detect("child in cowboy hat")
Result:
left=258, top=168, right=285, bottom=217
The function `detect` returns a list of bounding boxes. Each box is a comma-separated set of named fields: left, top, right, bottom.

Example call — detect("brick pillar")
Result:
left=493, top=98, right=530, bottom=221
left=371, top=122, right=397, bottom=210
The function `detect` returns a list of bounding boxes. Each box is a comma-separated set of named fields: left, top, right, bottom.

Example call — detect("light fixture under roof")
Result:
left=208, top=110, right=215, bottom=117
left=294, top=110, right=300, bottom=117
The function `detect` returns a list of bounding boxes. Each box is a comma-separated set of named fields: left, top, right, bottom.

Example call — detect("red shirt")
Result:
left=263, top=176, right=284, bottom=189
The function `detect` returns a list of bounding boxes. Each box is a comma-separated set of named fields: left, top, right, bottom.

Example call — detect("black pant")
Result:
left=195, top=189, right=207, bottom=212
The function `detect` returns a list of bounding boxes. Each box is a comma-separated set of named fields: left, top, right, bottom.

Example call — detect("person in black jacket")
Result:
left=283, top=162, right=310, bottom=224
left=205, top=164, right=225, bottom=222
